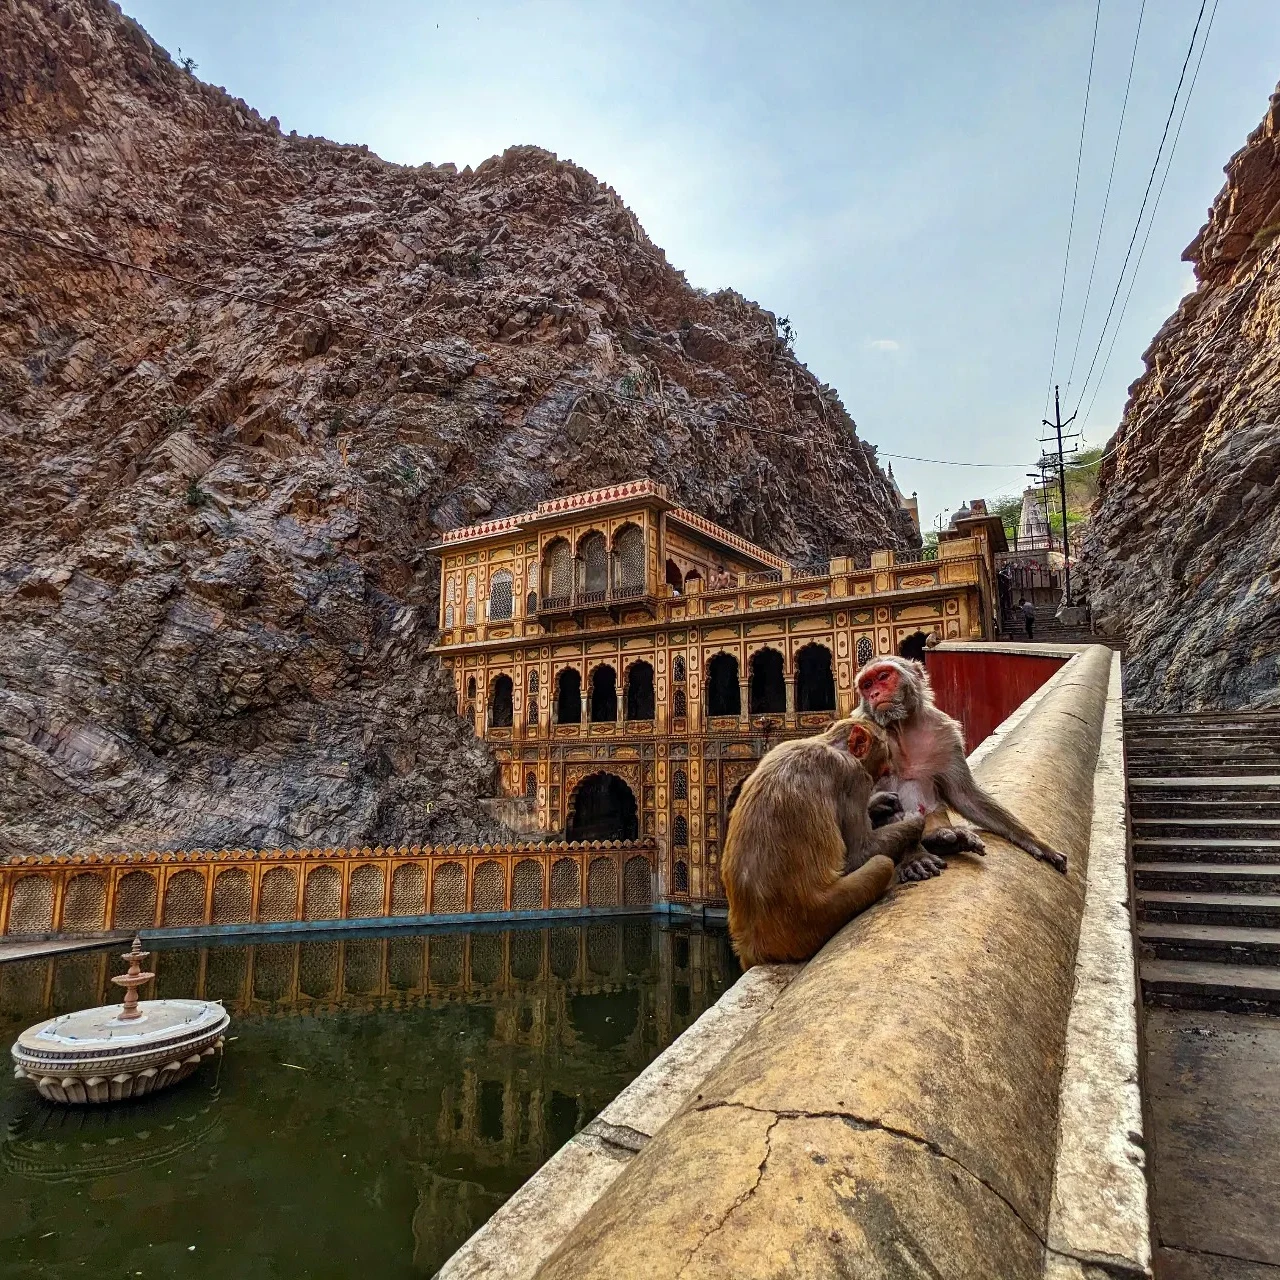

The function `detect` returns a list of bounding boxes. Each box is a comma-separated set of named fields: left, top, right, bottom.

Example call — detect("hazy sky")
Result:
left=125, top=0, right=1280, bottom=528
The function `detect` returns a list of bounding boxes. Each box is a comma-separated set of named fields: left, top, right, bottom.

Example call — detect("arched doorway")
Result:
left=590, top=665, right=617, bottom=722
left=795, top=643, right=836, bottom=712
left=748, top=648, right=785, bottom=714
left=490, top=674, right=514, bottom=727
left=898, top=630, right=929, bottom=663
left=625, top=661, right=655, bottom=721
left=706, top=653, right=740, bottom=717
left=556, top=669, right=582, bottom=724
left=665, top=559, right=684, bottom=593
left=567, top=773, right=639, bottom=842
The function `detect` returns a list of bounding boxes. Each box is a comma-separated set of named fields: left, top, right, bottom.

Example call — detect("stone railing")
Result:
left=450, top=645, right=1150, bottom=1279
left=0, top=840, right=657, bottom=940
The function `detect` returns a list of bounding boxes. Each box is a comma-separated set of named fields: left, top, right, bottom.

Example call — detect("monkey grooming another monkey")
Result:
left=721, top=717, right=925, bottom=966
left=855, top=656, right=1067, bottom=879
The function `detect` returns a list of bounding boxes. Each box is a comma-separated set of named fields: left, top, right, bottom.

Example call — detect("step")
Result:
left=1134, top=818, right=1280, bottom=840
left=1134, top=862, right=1280, bottom=893
left=1134, top=838, right=1280, bottom=865
left=1129, top=764, right=1280, bottom=778
left=1140, top=958, right=1280, bottom=1012
left=1136, top=892, right=1280, bottom=928
left=1130, top=776, right=1280, bottom=787
left=1138, top=922, right=1280, bottom=966
left=1132, top=800, right=1280, bottom=817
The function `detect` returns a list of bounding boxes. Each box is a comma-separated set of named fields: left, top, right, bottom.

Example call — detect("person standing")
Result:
left=1020, top=596, right=1035, bottom=640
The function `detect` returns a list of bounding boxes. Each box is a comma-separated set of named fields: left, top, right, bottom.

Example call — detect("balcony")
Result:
left=535, top=583, right=657, bottom=626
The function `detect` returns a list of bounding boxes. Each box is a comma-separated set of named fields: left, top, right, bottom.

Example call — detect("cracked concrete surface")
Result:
left=538, top=646, right=1115, bottom=1279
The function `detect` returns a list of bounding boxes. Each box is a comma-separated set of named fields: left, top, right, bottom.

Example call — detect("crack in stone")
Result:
left=695, top=1099, right=1046, bottom=1248
left=1044, top=1240, right=1151, bottom=1278
left=674, top=1107, right=780, bottom=1277
left=1159, top=1241, right=1280, bottom=1272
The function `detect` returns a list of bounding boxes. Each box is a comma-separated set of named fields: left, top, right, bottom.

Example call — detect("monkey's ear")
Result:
left=847, top=722, right=875, bottom=760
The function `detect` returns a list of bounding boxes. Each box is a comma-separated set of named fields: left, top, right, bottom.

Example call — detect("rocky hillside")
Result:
left=0, top=0, right=915, bottom=857
left=1085, top=83, right=1280, bottom=711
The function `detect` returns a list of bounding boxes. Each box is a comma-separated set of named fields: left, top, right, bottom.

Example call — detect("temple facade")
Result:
left=431, top=480, right=1003, bottom=904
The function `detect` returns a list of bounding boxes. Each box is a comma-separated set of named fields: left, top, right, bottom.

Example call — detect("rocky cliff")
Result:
left=0, top=0, right=915, bottom=857
left=1085, top=83, right=1280, bottom=711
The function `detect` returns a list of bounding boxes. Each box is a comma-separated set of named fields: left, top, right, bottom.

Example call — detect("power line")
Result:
left=1079, top=0, right=1219, bottom=429
left=1064, top=0, right=1147, bottom=394
left=1070, top=0, right=1210, bottom=419
left=1042, top=0, right=1103, bottom=418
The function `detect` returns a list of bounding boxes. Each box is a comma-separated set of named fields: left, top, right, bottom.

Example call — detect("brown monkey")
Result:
left=721, top=717, right=925, bottom=966
left=855, top=656, right=1066, bottom=879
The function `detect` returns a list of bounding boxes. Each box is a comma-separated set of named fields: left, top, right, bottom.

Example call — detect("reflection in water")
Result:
left=0, top=919, right=738, bottom=1278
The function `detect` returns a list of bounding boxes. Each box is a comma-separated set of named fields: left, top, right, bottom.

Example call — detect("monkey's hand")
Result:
left=868, top=791, right=904, bottom=829
left=897, top=852, right=947, bottom=882
left=920, top=822, right=987, bottom=858
left=1030, top=843, right=1068, bottom=874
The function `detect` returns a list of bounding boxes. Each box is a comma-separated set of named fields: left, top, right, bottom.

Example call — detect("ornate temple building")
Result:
left=431, top=480, right=1005, bottom=903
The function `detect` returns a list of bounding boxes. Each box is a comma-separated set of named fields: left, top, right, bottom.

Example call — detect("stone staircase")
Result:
left=1000, top=612, right=1125, bottom=649
left=1129, top=711, right=1280, bottom=1013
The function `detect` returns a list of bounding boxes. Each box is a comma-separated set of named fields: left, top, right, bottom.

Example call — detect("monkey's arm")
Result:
left=937, top=771, right=1067, bottom=873
left=866, top=812, right=925, bottom=865
left=868, top=791, right=903, bottom=828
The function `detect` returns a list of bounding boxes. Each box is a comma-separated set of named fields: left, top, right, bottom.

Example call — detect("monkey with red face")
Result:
left=855, top=656, right=1066, bottom=880
left=722, top=717, right=925, bottom=966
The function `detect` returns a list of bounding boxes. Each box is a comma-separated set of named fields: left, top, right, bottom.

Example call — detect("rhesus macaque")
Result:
left=855, top=656, right=1067, bottom=879
left=721, top=717, right=925, bottom=966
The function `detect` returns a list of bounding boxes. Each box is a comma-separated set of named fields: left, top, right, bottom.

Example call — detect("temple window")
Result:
left=466, top=676, right=477, bottom=700
left=526, top=590, right=538, bottom=614
left=488, top=570, right=513, bottom=621
left=580, top=531, right=608, bottom=601
left=543, top=538, right=572, bottom=606
left=796, top=643, right=836, bottom=712
left=673, top=688, right=687, bottom=718
left=465, top=573, right=477, bottom=625
left=614, top=524, right=646, bottom=597
left=856, top=635, right=874, bottom=667
left=444, top=604, right=454, bottom=628
left=672, top=814, right=688, bottom=847
left=490, top=675, right=514, bottom=728
left=665, top=558, right=683, bottom=593
left=589, top=664, right=617, bottom=722
left=525, top=771, right=538, bottom=799
left=625, top=660, right=655, bottom=721
left=673, top=768, right=688, bottom=801
left=673, top=860, right=689, bottom=894
left=673, top=655, right=686, bottom=683
left=748, top=648, right=786, bottom=715
left=556, top=669, right=582, bottom=724
left=528, top=669, right=539, bottom=695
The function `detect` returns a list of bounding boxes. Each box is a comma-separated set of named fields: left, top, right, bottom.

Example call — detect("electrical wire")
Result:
left=1042, top=0, right=1103, bottom=418
left=1079, top=0, right=1219, bottom=428
left=1070, top=0, right=1210, bottom=419
left=1064, top=0, right=1147, bottom=394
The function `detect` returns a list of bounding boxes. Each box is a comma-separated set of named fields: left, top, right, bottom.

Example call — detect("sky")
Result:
left=125, top=0, right=1280, bottom=530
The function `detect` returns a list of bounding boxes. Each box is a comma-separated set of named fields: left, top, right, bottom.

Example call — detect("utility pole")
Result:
left=1041, top=385, right=1080, bottom=606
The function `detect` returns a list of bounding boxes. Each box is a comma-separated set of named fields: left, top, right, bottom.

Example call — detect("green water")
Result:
left=0, top=919, right=739, bottom=1279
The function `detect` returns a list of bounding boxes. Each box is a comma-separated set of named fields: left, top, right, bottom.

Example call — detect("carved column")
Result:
left=738, top=679, right=750, bottom=728
left=785, top=675, right=796, bottom=728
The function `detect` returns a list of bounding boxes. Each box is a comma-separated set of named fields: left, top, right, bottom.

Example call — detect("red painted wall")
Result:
left=925, top=650, right=1070, bottom=753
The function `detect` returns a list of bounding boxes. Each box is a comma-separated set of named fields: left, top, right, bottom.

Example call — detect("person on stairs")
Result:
left=1020, top=596, right=1035, bottom=640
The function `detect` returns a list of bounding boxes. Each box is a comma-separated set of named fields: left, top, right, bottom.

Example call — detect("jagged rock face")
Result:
left=1084, top=84, right=1280, bottom=712
left=0, top=0, right=915, bottom=857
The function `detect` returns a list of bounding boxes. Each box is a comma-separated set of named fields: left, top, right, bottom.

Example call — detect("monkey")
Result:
left=854, top=655, right=1067, bottom=879
left=721, top=716, right=926, bottom=966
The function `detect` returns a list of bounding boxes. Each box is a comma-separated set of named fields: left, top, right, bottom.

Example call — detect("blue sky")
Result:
left=125, top=0, right=1280, bottom=529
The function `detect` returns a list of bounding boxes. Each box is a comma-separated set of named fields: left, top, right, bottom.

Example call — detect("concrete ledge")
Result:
left=1046, top=652, right=1151, bottom=1278
left=436, top=962, right=798, bottom=1280
left=537, top=645, right=1118, bottom=1279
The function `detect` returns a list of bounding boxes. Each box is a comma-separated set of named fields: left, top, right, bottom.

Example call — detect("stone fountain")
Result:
left=10, top=937, right=229, bottom=1105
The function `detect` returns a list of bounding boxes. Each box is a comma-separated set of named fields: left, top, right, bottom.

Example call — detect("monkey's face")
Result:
left=857, top=662, right=911, bottom=723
